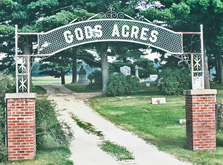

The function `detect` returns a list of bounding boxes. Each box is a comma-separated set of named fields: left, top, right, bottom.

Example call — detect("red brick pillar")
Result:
left=184, top=89, right=217, bottom=151
left=5, top=93, right=36, bottom=161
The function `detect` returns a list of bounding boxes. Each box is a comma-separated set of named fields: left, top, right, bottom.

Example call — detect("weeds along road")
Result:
left=42, top=85, right=191, bottom=165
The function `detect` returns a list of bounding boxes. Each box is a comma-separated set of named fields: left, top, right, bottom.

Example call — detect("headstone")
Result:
left=78, top=66, right=88, bottom=84
left=150, top=74, right=158, bottom=81
left=120, top=66, right=131, bottom=76
left=146, top=83, right=150, bottom=87
left=152, top=98, right=166, bottom=104
left=178, top=119, right=186, bottom=124
left=135, top=65, right=139, bottom=78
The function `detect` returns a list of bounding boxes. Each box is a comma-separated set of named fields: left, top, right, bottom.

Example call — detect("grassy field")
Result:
left=32, top=75, right=73, bottom=85
left=32, top=75, right=102, bottom=93
left=89, top=83, right=223, bottom=164
left=31, top=85, right=47, bottom=94
left=211, top=83, right=223, bottom=102
left=0, top=136, right=72, bottom=165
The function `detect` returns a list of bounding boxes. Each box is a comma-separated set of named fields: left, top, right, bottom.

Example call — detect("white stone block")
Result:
left=152, top=98, right=166, bottom=104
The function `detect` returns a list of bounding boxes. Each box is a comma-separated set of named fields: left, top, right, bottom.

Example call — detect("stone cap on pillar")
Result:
left=184, top=89, right=217, bottom=96
left=5, top=93, right=37, bottom=99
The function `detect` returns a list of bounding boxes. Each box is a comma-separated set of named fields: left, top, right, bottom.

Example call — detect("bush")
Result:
left=158, top=67, right=191, bottom=95
left=87, top=70, right=102, bottom=89
left=0, top=75, right=15, bottom=162
left=36, top=99, right=73, bottom=145
left=106, top=74, right=139, bottom=96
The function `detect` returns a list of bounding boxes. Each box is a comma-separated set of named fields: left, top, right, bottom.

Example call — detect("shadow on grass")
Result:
left=217, top=133, right=223, bottom=146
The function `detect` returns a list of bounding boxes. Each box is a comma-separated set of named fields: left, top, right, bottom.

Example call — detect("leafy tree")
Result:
left=135, top=58, right=157, bottom=78
left=106, top=74, right=139, bottom=96
left=158, top=67, right=191, bottom=95
left=141, top=0, right=223, bottom=87
left=0, top=0, right=15, bottom=73
left=39, top=51, right=72, bottom=84
left=109, top=43, right=147, bottom=63
left=87, top=70, right=102, bottom=89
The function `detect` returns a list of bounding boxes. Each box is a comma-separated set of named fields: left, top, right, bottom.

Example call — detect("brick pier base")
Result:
left=5, top=93, right=36, bottom=161
left=184, top=89, right=217, bottom=151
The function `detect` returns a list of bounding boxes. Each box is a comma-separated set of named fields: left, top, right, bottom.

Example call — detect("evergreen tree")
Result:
left=39, top=51, right=72, bottom=84
left=142, top=0, right=223, bottom=87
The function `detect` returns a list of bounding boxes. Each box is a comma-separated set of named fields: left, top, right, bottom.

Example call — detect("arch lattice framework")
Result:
left=15, top=5, right=204, bottom=93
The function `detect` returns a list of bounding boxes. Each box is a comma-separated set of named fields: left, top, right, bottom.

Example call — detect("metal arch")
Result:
left=37, top=39, right=182, bottom=57
left=15, top=5, right=205, bottom=93
left=37, top=19, right=183, bottom=56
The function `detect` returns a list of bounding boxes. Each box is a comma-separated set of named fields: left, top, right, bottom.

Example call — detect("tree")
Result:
left=168, top=0, right=223, bottom=87
left=0, top=0, right=67, bottom=75
left=158, top=67, right=191, bottom=95
left=135, top=58, right=157, bottom=78
left=39, top=51, right=72, bottom=84
left=95, top=43, right=109, bottom=96
left=142, top=0, right=223, bottom=87
left=0, top=0, right=15, bottom=74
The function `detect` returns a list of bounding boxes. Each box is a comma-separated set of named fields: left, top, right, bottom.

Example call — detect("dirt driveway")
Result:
left=42, top=85, right=190, bottom=165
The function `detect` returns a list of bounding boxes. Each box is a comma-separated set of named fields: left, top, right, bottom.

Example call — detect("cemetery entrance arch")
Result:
left=6, top=5, right=217, bottom=161
left=15, top=5, right=204, bottom=93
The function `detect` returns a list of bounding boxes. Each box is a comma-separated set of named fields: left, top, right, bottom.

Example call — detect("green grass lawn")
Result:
left=89, top=83, right=223, bottom=164
left=32, top=75, right=72, bottom=85
left=31, top=85, right=47, bottom=94
left=0, top=136, right=72, bottom=165
left=211, top=83, right=223, bottom=102
left=32, top=76, right=102, bottom=93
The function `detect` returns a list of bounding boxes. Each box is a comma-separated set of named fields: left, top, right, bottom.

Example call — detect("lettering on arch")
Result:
left=38, top=19, right=183, bottom=55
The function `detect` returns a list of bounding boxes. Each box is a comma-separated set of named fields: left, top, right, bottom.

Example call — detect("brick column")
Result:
left=5, top=93, right=36, bottom=161
left=184, top=89, right=217, bottom=151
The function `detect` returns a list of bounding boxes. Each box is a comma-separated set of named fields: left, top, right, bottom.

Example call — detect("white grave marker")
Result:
left=152, top=98, right=166, bottom=104
left=120, top=66, right=131, bottom=76
left=150, top=74, right=158, bottom=81
left=146, top=83, right=150, bottom=87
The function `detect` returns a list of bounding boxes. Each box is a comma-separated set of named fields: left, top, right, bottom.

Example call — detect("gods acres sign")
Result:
left=38, top=19, right=183, bottom=55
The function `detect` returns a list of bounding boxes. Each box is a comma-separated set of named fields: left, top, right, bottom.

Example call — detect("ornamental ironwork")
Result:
left=15, top=5, right=204, bottom=93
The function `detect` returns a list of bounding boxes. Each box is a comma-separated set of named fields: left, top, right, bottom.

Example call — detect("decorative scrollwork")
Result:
left=17, top=57, right=28, bottom=74
left=135, top=13, right=144, bottom=21
left=183, top=34, right=201, bottom=53
left=172, top=54, right=191, bottom=70
left=99, top=5, right=125, bottom=19
left=77, top=16, right=88, bottom=22
left=18, top=76, right=28, bottom=93
left=18, top=35, right=38, bottom=55
left=193, top=54, right=202, bottom=71
left=16, top=56, right=30, bottom=93
left=18, top=35, right=32, bottom=53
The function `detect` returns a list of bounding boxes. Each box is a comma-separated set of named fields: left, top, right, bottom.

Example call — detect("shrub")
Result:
left=158, top=67, right=191, bottom=95
left=0, top=75, right=15, bottom=162
left=87, top=70, right=102, bottom=89
left=106, top=74, right=139, bottom=96
left=36, top=99, right=73, bottom=145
